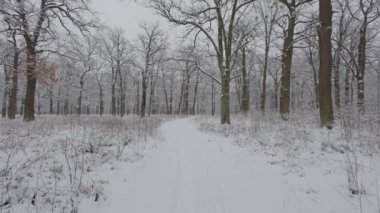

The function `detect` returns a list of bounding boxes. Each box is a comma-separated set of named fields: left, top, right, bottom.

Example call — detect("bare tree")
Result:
left=1, top=56, right=9, bottom=118
left=0, top=0, right=97, bottom=121
left=135, top=23, right=167, bottom=117
left=350, top=0, right=380, bottom=114
left=302, top=16, right=319, bottom=109
left=257, top=0, right=279, bottom=112
left=6, top=30, right=23, bottom=119
left=150, top=0, right=256, bottom=124
left=94, top=65, right=105, bottom=116
left=71, top=37, right=98, bottom=115
left=233, top=18, right=255, bottom=114
left=277, top=0, right=312, bottom=119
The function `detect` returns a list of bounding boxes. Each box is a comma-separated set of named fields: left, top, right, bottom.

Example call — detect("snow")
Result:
left=78, top=117, right=380, bottom=213
left=0, top=115, right=164, bottom=213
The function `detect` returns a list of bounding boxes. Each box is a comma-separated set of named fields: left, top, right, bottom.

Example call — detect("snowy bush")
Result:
left=0, top=115, right=164, bottom=213
left=196, top=111, right=380, bottom=200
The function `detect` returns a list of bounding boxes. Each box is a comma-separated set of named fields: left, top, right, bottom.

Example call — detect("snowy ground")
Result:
left=77, top=116, right=380, bottom=213
left=1, top=114, right=379, bottom=212
left=0, top=115, right=164, bottom=213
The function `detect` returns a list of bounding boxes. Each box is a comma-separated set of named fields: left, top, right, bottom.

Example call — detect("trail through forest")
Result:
left=78, top=118, right=373, bottom=213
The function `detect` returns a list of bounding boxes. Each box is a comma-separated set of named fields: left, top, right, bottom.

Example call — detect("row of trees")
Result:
left=1, top=0, right=379, bottom=128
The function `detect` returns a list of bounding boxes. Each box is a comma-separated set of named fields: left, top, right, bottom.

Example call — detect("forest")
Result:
left=0, top=0, right=379, bottom=127
left=0, top=0, right=379, bottom=212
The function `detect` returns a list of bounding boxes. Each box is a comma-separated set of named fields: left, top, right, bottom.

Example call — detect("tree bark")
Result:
left=135, top=80, right=140, bottom=115
left=177, top=77, right=185, bottom=114
left=162, top=74, right=170, bottom=114
left=318, top=0, right=334, bottom=128
left=192, top=71, right=199, bottom=115
left=344, top=67, right=351, bottom=106
left=182, top=70, right=190, bottom=115
left=220, top=67, right=231, bottom=124
left=211, top=79, right=215, bottom=116
left=99, top=83, right=104, bottom=116
left=169, top=74, right=173, bottom=114
left=64, top=98, right=69, bottom=116
left=357, top=28, right=366, bottom=114
left=8, top=50, right=20, bottom=119
left=279, top=14, right=296, bottom=119
left=49, top=87, right=54, bottom=114
left=56, top=87, right=61, bottom=115
left=333, top=12, right=345, bottom=112
left=140, top=75, right=147, bottom=117
left=111, top=67, right=116, bottom=116
left=77, top=79, right=84, bottom=115
left=23, top=46, right=37, bottom=121
left=2, top=63, right=9, bottom=118
left=241, top=47, right=249, bottom=113
left=260, top=45, right=270, bottom=113
left=117, top=61, right=125, bottom=117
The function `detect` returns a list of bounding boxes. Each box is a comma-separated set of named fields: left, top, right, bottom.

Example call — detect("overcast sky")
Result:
left=91, top=0, right=176, bottom=40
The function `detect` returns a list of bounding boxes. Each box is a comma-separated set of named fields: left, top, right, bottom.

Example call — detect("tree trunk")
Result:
left=357, top=77, right=365, bottom=113
left=334, top=15, right=345, bottom=112
left=135, top=80, right=140, bottom=115
left=162, top=74, right=170, bottom=114
left=117, top=61, right=125, bottom=117
left=56, top=87, right=61, bottom=115
left=344, top=67, right=351, bottom=106
left=177, top=77, right=185, bottom=114
left=37, top=93, right=41, bottom=115
left=279, top=14, right=296, bottom=119
left=260, top=45, right=269, bottom=113
left=274, top=78, right=279, bottom=111
left=318, top=0, right=334, bottom=128
left=333, top=54, right=341, bottom=112
left=23, top=47, right=37, bottom=121
left=192, top=71, right=199, bottom=115
left=8, top=55, right=19, bottom=119
left=235, top=78, right=241, bottom=110
left=357, top=28, right=366, bottom=114
left=241, top=47, right=249, bottom=113
left=148, top=79, right=153, bottom=116
left=49, top=87, right=54, bottom=114
left=77, top=80, right=84, bottom=115
left=64, top=98, right=69, bottom=116
left=111, top=67, right=116, bottom=116
left=313, top=67, right=319, bottom=109
left=148, top=69, right=158, bottom=116
left=211, top=79, right=215, bottom=116
left=99, top=84, right=104, bottom=116
left=182, top=71, right=190, bottom=115
left=220, top=68, right=230, bottom=124
left=306, top=45, right=319, bottom=109
left=140, top=75, right=147, bottom=117
left=169, top=76, right=173, bottom=114
left=2, top=63, right=9, bottom=118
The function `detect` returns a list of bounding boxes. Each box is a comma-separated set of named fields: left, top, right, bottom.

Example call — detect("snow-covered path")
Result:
left=79, top=118, right=368, bottom=213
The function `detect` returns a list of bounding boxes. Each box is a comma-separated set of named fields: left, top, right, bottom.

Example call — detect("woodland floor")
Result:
left=77, top=117, right=380, bottom=213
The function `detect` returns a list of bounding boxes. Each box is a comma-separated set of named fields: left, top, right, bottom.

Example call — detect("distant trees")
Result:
left=101, top=28, right=131, bottom=117
left=70, top=37, right=98, bottom=115
left=0, top=0, right=378, bottom=127
left=349, top=0, right=380, bottom=114
left=257, top=0, right=279, bottom=112
left=0, top=0, right=96, bottom=121
left=150, top=0, right=256, bottom=124
left=135, top=23, right=167, bottom=117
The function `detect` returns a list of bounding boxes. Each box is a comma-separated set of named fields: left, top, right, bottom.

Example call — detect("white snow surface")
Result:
left=79, top=118, right=380, bottom=213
